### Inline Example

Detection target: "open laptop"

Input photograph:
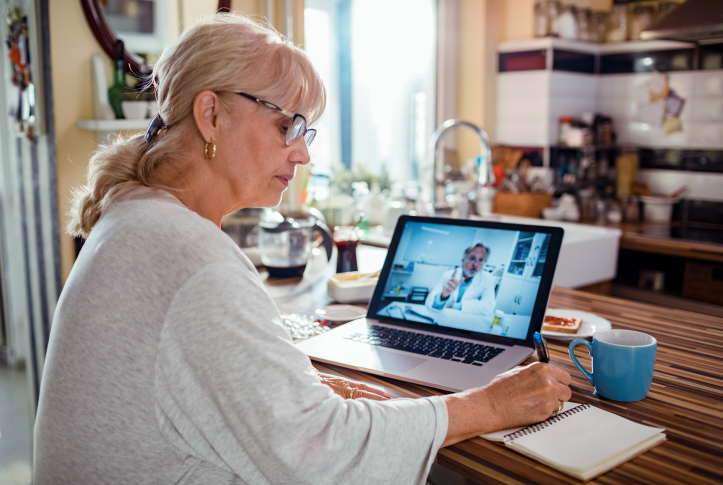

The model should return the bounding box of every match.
[296,215,564,392]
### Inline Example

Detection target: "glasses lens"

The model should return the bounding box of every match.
[286,115,306,145]
[304,129,316,146]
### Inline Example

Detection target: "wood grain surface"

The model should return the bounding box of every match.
[580,220,723,263]
[311,287,723,484]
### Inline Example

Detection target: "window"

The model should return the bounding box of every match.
[304,0,436,194]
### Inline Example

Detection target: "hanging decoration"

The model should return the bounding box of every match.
[6,5,36,140]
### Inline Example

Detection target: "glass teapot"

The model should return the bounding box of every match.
[258,212,333,278]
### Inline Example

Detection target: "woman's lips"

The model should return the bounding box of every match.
[275,175,293,187]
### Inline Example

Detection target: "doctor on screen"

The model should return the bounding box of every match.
[425,243,496,315]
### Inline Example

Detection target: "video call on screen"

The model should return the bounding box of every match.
[374,221,552,340]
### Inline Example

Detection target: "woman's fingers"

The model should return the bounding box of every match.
[354,389,389,401]
[318,374,390,400]
[355,382,391,399]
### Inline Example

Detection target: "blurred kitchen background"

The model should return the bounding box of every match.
[1,0,722,483]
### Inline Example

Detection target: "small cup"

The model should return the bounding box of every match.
[333,226,359,273]
[121,100,149,120]
[569,329,656,402]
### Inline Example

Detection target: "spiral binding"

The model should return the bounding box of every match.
[503,404,591,443]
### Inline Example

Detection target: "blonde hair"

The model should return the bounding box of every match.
[67,13,326,238]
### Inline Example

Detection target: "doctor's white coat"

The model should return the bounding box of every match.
[424,268,497,316]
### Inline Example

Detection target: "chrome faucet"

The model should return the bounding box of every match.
[429,119,494,211]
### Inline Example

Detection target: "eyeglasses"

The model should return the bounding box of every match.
[464,256,486,264]
[236,92,316,146]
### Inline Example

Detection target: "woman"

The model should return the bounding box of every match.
[34,13,570,484]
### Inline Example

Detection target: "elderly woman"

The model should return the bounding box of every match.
[34,14,570,484]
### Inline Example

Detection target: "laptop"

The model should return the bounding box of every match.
[296,215,564,392]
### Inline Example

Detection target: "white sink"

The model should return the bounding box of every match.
[473,214,621,289]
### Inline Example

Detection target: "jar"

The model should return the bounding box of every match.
[576,8,592,42]
[590,11,608,43]
[631,5,655,41]
[558,5,579,40]
[534,0,561,37]
[607,5,629,42]
[559,116,574,145]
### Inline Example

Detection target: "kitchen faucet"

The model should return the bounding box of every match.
[429,119,494,213]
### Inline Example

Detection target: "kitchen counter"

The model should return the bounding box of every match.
[581,220,723,264]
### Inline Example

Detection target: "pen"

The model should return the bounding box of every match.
[533,331,549,363]
[534,331,564,415]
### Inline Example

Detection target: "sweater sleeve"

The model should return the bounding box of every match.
[154,262,448,485]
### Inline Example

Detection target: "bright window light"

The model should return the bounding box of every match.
[305,0,436,189]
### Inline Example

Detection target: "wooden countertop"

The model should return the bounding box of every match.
[580,220,723,263]
[309,287,723,484]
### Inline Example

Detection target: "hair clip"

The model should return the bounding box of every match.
[145,115,164,143]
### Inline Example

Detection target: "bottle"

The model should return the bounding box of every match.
[108,40,126,119]
[492,310,505,328]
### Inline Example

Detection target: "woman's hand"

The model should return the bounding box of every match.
[318,373,391,401]
[441,362,571,447]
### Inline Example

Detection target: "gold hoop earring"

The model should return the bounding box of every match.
[204,141,216,160]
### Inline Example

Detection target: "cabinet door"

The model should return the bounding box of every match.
[495,275,540,317]
[525,233,551,280]
[507,232,535,277]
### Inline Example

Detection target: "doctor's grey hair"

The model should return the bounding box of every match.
[66,12,326,238]
[463,243,490,261]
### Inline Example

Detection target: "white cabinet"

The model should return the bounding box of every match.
[494,232,550,316]
[506,232,550,281]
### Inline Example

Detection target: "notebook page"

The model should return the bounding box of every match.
[506,406,665,470]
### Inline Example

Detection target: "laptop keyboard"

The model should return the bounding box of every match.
[343,325,505,366]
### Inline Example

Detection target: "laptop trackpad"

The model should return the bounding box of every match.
[361,348,426,373]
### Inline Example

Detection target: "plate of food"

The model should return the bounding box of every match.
[541,308,612,341]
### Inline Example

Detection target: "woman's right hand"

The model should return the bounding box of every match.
[441,362,571,447]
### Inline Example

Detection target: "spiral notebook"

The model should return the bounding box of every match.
[481,403,666,482]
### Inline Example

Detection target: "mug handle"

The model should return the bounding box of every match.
[569,339,594,385]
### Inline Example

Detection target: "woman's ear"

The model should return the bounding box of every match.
[192,90,220,143]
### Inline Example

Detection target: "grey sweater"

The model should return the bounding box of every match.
[34,191,447,484]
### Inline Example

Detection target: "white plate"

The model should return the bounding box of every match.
[541,308,612,341]
[315,304,368,322]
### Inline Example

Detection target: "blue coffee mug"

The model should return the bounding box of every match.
[569,329,656,402]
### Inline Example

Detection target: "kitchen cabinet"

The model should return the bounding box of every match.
[506,232,550,280]
[494,232,550,315]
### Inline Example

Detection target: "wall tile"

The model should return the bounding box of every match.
[693,70,723,96]
[667,72,696,98]
[497,71,550,99]
[549,72,597,97]
[598,98,634,120]
[548,96,597,122]
[597,73,650,99]
[496,96,548,121]
[687,122,723,149]
[690,97,723,122]
[496,119,549,146]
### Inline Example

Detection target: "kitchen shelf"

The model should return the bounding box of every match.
[498,37,695,55]
[77,119,151,131]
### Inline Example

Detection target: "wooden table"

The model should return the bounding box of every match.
[269,248,723,484]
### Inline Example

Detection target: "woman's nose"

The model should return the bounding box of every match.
[291,138,311,165]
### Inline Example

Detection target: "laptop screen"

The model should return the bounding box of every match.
[367,216,564,346]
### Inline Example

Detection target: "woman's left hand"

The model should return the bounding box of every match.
[318,373,391,401]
